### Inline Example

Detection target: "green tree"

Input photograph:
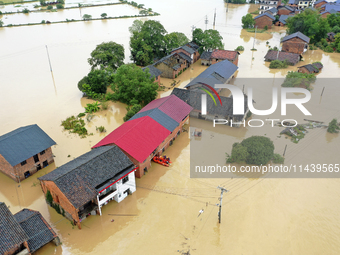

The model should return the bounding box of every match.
[111,64,158,106]
[281,71,316,90]
[88,41,125,71]
[124,104,142,121]
[56,3,63,9]
[22,8,29,13]
[192,28,224,54]
[0,20,3,27]
[128,19,143,34]
[83,14,92,20]
[327,119,340,133]
[241,13,255,29]
[46,190,53,204]
[164,32,190,54]
[327,13,340,28]
[130,20,167,66]
[286,8,330,43]
[79,69,110,94]
[241,136,274,165]
[40,0,46,6]
[139,9,148,15]
[229,143,249,163]
[101,13,107,18]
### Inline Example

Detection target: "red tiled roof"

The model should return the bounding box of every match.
[92,116,170,163]
[140,95,193,123]
[210,49,237,61]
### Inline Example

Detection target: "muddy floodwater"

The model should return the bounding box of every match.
[1,0,340,254]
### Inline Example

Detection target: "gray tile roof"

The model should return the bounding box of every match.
[279,5,294,11]
[200,51,213,60]
[186,42,199,50]
[282,31,310,43]
[278,14,291,24]
[264,50,300,65]
[267,7,278,13]
[142,65,162,79]
[185,59,238,89]
[178,52,192,63]
[298,64,319,73]
[254,12,276,20]
[0,124,56,166]
[171,88,247,118]
[154,53,187,70]
[129,108,179,132]
[14,209,57,253]
[314,0,327,4]
[39,146,134,209]
[0,202,28,254]
[172,45,196,55]
[321,8,339,14]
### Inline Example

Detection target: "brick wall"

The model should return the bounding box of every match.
[40,180,81,229]
[0,154,16,181]
[278,8,292,15]
[282,37,307,54]
[254,16,274,29]
[172,48,193,63]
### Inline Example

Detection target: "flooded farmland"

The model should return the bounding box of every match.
[1,0,340,254]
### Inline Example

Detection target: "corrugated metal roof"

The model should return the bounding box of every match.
[185,59,238,89]
[139,95,193,123]
[0,202,28,254]
[129,108,179,132]
[0,124,56,166]
[92,117,171,163]
[14,209,57,253]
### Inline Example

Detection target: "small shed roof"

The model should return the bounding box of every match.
[200,51,213,60]
[282,31,310,43]
[298,64,319,73]
[211,49,238,61]
[0,124,56,166]
[14,209,57,253]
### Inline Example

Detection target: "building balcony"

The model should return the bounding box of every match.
[98,188,118,206]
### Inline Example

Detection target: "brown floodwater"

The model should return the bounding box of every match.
[1,0,340,254]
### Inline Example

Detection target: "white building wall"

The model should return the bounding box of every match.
[114,172,136,203]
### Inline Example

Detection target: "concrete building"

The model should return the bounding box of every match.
[0,124,56,182]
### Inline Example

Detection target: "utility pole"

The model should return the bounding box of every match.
[191,25,196,40]
[217,186,228,223]
[252,26,257,49]
[205,15,208,30]
[213,8,216,29]
[283,144,287,157]
[226,0,229,12]
[45,45,57,94]
[321,87,325,96]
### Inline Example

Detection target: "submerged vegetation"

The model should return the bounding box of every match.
[281,72,316,90]
[327,119,340,133]
[61,115,90,138]
[269,59,289,69]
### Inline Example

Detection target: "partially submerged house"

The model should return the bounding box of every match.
[0,202,59,255]
[265,7,278,15]
[142,65,163,86]
[92,95,192,178]
[185,59,238,92]
[0,124,56,182]
[298,62,323,73]
[39,145,137,229]
[281,31,310,54]
[171,88,248,127]
[171,44,200,64]
[264,50,301,65]
[327,32,336,42]
[153,53,189,79]
[254,12,276,29]
[200,49,239,66]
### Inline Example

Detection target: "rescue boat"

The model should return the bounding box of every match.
[152,155,172,167]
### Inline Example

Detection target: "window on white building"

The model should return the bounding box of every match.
[122,176,129,184]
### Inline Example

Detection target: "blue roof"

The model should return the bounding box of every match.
[278,14,291,24]
[321,8,338,14]
[185,59,238,89]
[314,0,327,4]
[324,4,340,11]
[129,108,179,132]
[254,12,276,20]
[0,125,56,166]
[282,31,310,43]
